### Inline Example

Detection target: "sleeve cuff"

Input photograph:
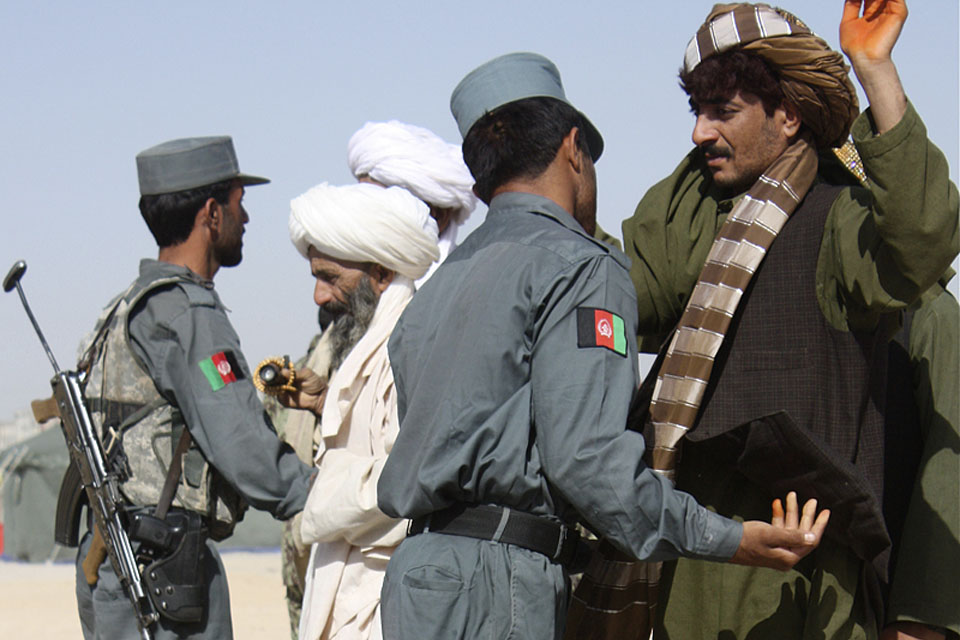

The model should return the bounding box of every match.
[852,99,921,162]
[694,509,743,561]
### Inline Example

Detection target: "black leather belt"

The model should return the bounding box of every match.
[409,504,580,567]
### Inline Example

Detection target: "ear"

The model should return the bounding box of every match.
[198,197,221,233]
[562,126,584,174]
[781,102,802,139]
[369,264,395,293]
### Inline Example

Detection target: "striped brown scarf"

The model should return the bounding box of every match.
[565,4,857,638]
[647,135,817,478]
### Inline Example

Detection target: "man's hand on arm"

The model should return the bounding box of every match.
[729,491,830,571]
[840,0,908,133]
[276,367,328,416]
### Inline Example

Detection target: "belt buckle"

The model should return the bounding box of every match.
[553,524,570,561]
[407,515,431,537]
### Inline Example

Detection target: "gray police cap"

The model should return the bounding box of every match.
[450,52,604,160]
[136,136,270,196]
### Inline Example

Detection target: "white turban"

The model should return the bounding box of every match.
[289,183,440,281]
[347,121,478,225]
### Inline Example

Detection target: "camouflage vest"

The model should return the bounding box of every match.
[81,274,245,538]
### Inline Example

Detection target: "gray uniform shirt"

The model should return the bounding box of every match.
[127,259,312,520]
[378,192,741,562]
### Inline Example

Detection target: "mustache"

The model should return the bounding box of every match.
[321,298,350,318]
[700,143,731,158]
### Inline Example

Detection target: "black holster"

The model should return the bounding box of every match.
[132,510,207,623]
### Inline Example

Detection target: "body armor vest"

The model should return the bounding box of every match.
[82,274,245,538]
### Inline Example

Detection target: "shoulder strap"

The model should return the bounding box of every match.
[154,427,192,521]
[79,273,191,374]
[77,293,128,374]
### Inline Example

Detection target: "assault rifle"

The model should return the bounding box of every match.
[4,260,158,640]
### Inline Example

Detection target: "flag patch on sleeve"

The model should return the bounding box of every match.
[198,351,243,391]
[577,307,627,357]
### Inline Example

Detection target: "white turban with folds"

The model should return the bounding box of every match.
[289,183,440,281]
[347,121,477,225]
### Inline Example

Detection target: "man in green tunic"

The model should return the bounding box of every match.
[612,1,958,638]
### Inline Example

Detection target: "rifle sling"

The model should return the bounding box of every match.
[77,294,127,374]
[154,427,192,521]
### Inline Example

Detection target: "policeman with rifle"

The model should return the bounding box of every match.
[5,137,314,639]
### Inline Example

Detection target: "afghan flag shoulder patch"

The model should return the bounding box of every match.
[198,351,243,391]
[577,307,628,357]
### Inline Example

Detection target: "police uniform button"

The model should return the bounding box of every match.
[166,586,174,594]
[162,602,168,610]
[154,588,161,595]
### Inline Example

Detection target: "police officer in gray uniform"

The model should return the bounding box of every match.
[377,53,828,640]
[74,137,314,639]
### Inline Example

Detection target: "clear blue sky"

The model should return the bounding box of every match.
[1,1,957,419]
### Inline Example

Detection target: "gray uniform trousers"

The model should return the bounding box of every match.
[75,531,232,639]
[382,531,567,640]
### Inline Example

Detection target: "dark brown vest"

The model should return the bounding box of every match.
[682,182,894,579]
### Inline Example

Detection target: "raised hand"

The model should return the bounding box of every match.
[839,0,908,133]
[840,0,908,63]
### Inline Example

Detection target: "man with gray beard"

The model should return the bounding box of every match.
[270,249,381,639]
[275,120,478,637]
[278,182,439,640]
[322,275,379,371]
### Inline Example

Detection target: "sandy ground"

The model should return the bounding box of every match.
[0,549,290,639]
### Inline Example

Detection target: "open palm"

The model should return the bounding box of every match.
[840,0,907,62]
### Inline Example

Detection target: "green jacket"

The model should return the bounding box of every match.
[623,101,959,352]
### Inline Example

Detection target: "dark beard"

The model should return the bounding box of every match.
[326,277,379,370]
[213,212,244,267]
[216,243,242,267]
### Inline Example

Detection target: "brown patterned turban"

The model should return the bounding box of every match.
[684,3,859,148]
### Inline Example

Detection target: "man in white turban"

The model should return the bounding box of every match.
[275,121,469,636]
[347,120,477,285]
[279,182,439,640]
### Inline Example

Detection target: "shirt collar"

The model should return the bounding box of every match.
[489,191,580,230]
[487,191,630,269]
[138,258,215,289]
